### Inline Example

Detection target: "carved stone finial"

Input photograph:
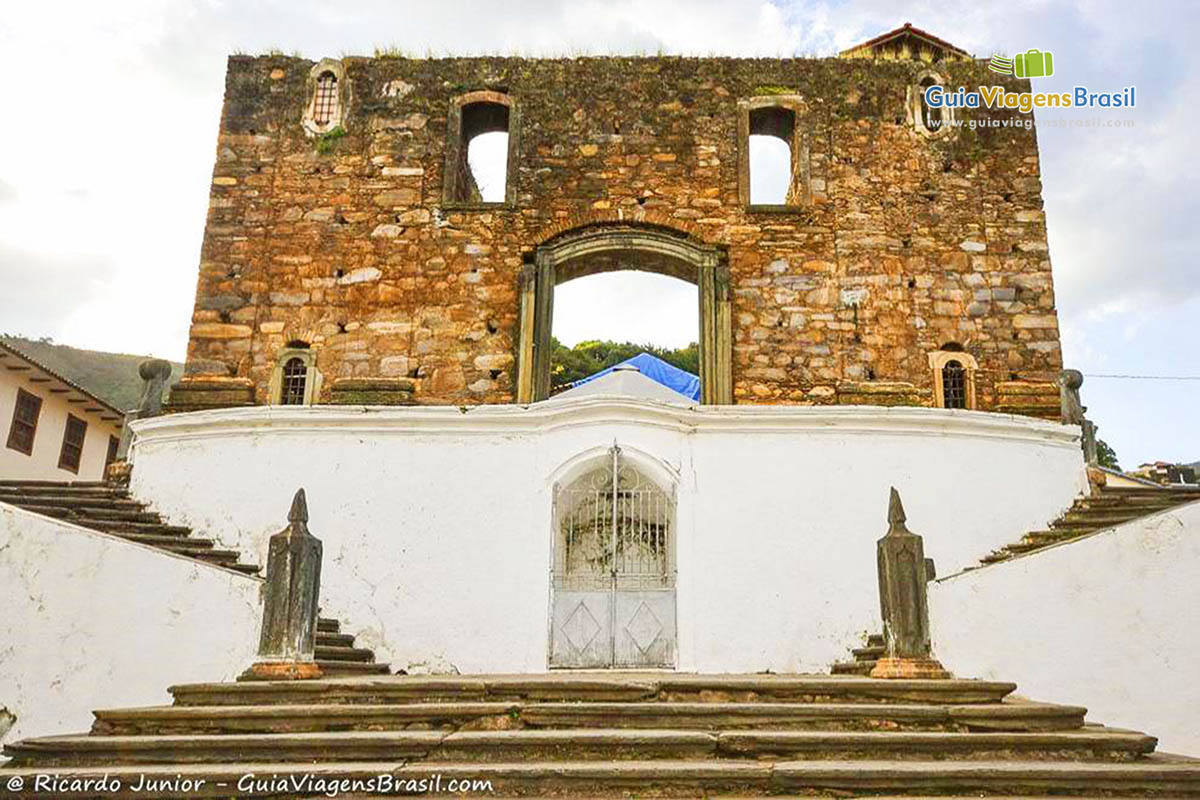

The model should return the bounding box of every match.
[871,487,950,680]
[1057,369,1086,425]
[887,486,907,532]
[241,488,323,681]
[288,488,309,524]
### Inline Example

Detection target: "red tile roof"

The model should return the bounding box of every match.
[840,23,972,59]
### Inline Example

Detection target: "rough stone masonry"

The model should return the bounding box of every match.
[172,47,1063,414]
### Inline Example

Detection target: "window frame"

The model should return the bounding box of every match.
[6,388,43,456]
[928,349,979,410]
[57,413,87,474]
[909,69,955,139]
[442,90,520,210]
[268,346,322,406]
[105,434,120,468]
[302,58,348,136]
[738,95,811,212]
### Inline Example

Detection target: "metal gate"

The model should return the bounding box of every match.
[549,445,676,668]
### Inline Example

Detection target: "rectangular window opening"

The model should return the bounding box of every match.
[58,414,87,473]
[747,106,800,207]
[451,101,510,204]
[6,388,42,456]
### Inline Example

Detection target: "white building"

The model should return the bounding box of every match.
[0,340,124,482]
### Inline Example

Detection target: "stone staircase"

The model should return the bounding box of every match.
[3,672,1198,797]
[832,633,884,677]
[0,480,260,575]
[978,484,1200,567]
[0,479,388,679]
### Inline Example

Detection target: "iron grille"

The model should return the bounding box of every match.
[313,73,338,126]
[280,357,308,405]
[942,360,967,409]
[554,448,673,593]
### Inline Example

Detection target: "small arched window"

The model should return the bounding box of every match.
[270,344,322,405]
[302,59,346,136]
[313,72,339,126]
[928,347,978,410]
[919,76,942,132]
[280,357,308,405]
[941,360,966,408]
[911,71,953,138]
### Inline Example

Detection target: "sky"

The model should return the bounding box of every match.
[0,0,1195,467]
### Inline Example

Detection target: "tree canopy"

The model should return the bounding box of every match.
[550,338,699,389]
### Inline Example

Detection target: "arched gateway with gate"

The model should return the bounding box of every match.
[549,445,677,668]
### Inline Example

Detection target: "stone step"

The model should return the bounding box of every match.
[4,727,1155,767]
[2,758,1197,798]
[853,645,885,660]
[832,661,875,676]
[89,700,1087,736]
[1054,511,1156,528]
[85,519,193,537]
[314,645,376,663]
[867,634,884,647]
[314,660,390,676]
[0,493,145,511]
[317,617,340,633]
[316,632,356,648]
[107,533,216,552]
[0,499,154,520]
[166,674,1018,708]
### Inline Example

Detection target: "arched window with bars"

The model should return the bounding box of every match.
[280,357,308,405]
[941,359,967,408]
[928,346,978,410]
[270,344,321,406]
[313,72,339,127]
[302,59,346,135]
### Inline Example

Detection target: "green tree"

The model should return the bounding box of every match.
[550,338,699,389]
[1096,439,1120,471]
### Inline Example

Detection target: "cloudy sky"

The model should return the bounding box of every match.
[0,0,1195,467]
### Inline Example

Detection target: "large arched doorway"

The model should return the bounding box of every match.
[549,445,676,668]
[516,225,732,404]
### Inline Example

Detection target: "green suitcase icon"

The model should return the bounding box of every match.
[1014,49,1054,78]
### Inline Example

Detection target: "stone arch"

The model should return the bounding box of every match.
[515,223,732,405]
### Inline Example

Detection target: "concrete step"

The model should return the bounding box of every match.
[166,674,1019,708]
[89,700,1087,736]
[2,758,1198,798]
[4,727,1155,766]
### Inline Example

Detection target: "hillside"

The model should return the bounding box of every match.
[0,335,182,412]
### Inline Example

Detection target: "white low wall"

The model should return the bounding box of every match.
[0,503,262,746]
[130,400,1086,675]
[930,499,1200,756]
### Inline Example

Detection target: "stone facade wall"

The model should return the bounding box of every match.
[176,54,1062,410]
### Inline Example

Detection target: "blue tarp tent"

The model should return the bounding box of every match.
[573,352,700,401]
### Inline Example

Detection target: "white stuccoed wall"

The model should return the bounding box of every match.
[0,503,262,746]
[929,499,1200,757]
[130,400,1086,675]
